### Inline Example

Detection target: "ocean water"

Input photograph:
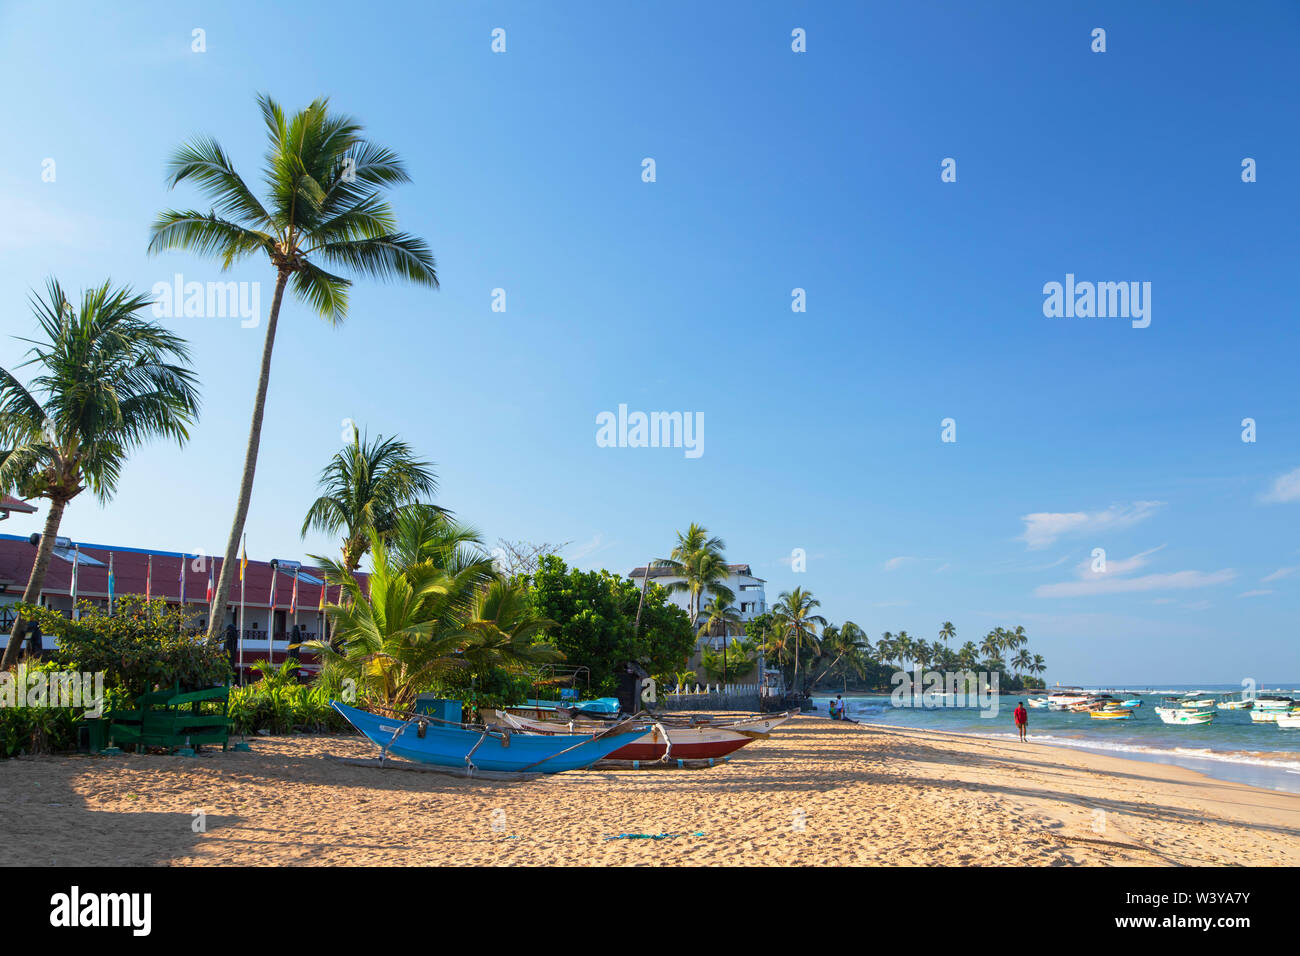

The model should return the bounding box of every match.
[813,685,1300,794]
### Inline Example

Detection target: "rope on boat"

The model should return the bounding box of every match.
[514,712,648,773]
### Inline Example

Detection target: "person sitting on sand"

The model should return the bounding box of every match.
[835,694,855,723]
[1014,700,1028,741]
[828,697,840,719]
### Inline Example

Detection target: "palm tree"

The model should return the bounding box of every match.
[301,429,438,574]
[150,94,439,643]
[810,621,868,691]
[655,523,734,627]
[894,631,916,671]
[1012,648,1033,677]
[303,519,548,712]
[0,280,200,668]
[696,594,743,683]
[771,586,826,693]
[939,621,956,646]
[1032,654,1047,684]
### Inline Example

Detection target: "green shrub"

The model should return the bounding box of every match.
[22,596,230,697]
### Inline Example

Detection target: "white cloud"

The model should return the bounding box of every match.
[1261,467,1300,504]
[883,556,916,571]
[1075,544,1166,578]
[1019,501,1163,550]
[1239,589,1274,598]
[1262,566,1299,583]
[568,534,614,562]
[1034,568,1237,598]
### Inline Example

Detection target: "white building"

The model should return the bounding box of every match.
[628,562,767,665]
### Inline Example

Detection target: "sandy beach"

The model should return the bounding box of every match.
[3,714,1298,866]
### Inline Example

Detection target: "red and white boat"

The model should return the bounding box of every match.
[483,710,794,763]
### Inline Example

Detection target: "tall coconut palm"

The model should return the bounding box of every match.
[149,94,439,642]
[301,429,438,574]
[771,586,826,692]
[696,593,743,683]
[655,523,734,627]
[1032,654,1047,682]
[0,280,200,668]
[939,621,956,645]
[1012,648,1033,676]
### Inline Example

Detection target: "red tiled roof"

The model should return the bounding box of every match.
[0,534,364,610]
[1,495,37,515]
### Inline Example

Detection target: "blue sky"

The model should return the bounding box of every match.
[1,0,1297,684]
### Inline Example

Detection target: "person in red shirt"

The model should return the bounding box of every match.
[1013,701,1029,741]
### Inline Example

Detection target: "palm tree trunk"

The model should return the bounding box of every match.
[633,560,650,631]
[205,271,290,643]
[2,499,66,669]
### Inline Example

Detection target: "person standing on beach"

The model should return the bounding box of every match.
[1014,701,1028,741]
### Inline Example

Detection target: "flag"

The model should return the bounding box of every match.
[240,539,247,583]
[318,575,327,611]
[70,544,79,619]
[206,564,214,604]
[107,553,115,614]
[290,567,299,615]
[269,565,278,612]
[146,554,152,602]
[178,555,186,606]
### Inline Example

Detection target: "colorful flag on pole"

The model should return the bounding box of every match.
[318,576,327,611]
[206,564,214,605]
[146,554,153,602]
[290,567,299,615]
[240,539,247,583]
[69,544,79,619]
[107,553,115,615]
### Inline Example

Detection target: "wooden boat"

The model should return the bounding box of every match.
[1250,708,1285,723]
[1027,697,1049,709]
[1155,706,1214,726]
[486,709,794,762]
[1047,688,1092,711]
[1216,698,1252,710]
[1090,707,1134,720]
[1275,712,1300,729]
[1254,695,1295,711]
[1121,698,1142,708]
[330,701,648,774]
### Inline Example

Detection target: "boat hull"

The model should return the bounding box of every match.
[1155,707,1214,726]
[331,702,645,773]
[488,711,791,762]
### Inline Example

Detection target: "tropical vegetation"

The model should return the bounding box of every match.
[0,280,200,668]
[148,94,439,644]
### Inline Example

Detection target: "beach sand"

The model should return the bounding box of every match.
[3,714,1298,866]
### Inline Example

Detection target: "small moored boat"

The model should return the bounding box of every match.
[331,701,648,774]
[1155,707,1215,726]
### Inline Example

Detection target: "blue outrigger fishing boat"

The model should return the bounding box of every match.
[331,701,647,775]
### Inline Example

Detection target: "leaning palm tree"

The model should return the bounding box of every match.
[301,429,438,574]
[696,593,743,683]
[771,586,826,693]
[0,280,200,668]
[150,94,439,643]
[809,620,867,691]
